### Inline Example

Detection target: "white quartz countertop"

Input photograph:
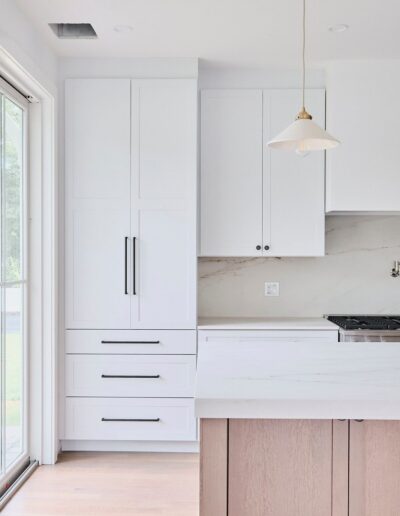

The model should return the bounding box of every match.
[197,317,338,331]
[194,340,400,420]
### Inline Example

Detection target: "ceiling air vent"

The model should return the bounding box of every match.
[49,23,97,39]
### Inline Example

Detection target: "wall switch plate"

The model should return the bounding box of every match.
[265,282,280,297]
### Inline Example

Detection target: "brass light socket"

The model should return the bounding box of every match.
[296,107,312,120]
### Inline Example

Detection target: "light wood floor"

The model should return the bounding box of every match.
[2,452,199,516]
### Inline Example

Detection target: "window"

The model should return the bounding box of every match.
[0,79,29,489]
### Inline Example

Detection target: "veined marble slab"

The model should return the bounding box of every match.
[197,317,338,331]
[195,340,400,420]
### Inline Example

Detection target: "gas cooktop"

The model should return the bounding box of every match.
[327,315,400,331]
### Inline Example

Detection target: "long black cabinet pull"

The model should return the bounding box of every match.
[101,374,160,379]
[124,237,128,295]
[132,236,137,295]
[101,417,160,423]
[101,340,160,344]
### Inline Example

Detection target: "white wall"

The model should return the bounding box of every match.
[199,64,325,89]
[199,216,400,317]
[0,0,57,90]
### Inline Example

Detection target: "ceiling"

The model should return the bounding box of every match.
[15,0,400,68]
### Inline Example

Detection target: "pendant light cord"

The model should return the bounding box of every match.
[302,0,306,109]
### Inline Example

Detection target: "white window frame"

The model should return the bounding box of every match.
[0,77,29,486]
[0,47,58,466]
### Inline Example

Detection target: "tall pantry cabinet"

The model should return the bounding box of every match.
[63,78,198,448]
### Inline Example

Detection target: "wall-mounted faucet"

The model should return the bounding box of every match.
[391,261,400,277]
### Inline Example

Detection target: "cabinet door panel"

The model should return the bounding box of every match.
[134,80,195,200]
[229,419,332,516]
[326,61,400,212]
[133,209,196,328]
[263,89,325,256]
[65,79,131,328]
[349,420,400,516]
[200,90,263,256]
[131,80,197,329]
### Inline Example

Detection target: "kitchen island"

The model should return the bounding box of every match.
[195,340,400,516]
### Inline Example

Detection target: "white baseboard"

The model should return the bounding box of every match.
[60,440,199,453]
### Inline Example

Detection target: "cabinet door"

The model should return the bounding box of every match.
[326,61,400,212]
[229,419,333,516]
[349,420,400,516]
[65,79,131,328]
[130,80,197,329]
[200,90,263,256]
[263,89,325,256]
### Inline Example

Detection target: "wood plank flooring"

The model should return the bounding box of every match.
[2,452,199,516]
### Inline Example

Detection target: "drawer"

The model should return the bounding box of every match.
[65,330,197,354]
[198,329,338,346]
[64,398,197,441]
[66,354,196,397]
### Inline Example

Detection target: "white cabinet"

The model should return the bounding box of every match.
[326,61,400,212]
[200,89,325,257]
[65,354,196,398]
[65,329,197,355]
[130,80,197,329]
[64,78,198,448]
[263,90,325,256]
[200,90,263,256]
[64,398,196,441]
[198,329,339,348]
[65,79,197,329]
[65,79,132,329]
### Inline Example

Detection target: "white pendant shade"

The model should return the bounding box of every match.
[268,118,340,151]
[268,0,340,153]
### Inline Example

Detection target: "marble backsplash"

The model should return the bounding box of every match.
[198,216,400,317]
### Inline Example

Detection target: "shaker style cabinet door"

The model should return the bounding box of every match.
[349,420,400,516]
[200,90,263,256]
[263,89,325,256]
[228,419,333,516]
[65,79,131,329]
[130,80,197,329]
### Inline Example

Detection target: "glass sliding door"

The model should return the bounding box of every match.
[0,80,29,490]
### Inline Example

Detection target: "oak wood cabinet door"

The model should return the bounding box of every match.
[65,79,131,329]
[349,420,400,516]
[228,419,333,516]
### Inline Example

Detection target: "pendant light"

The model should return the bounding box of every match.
[268,0,340,152]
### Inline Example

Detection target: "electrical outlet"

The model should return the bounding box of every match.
[265,282,280,297]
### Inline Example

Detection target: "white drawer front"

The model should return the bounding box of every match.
[64,398,196,441]
[65,330,196,354]
[66,355,196,397]
[198,329,338,346]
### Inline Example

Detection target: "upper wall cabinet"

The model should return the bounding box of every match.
[326,61,400,212]
[200,90,263,256]
[200,89,325,257]
[65,78,197,329]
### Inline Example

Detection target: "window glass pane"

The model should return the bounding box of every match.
[4,98,23,283]
[5,285,23,468]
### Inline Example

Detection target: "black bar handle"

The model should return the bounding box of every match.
[132,237,137,295]
[101,340,160,344]
[101,374,160,379]
[124,237,128,295]
[101,418,160,423]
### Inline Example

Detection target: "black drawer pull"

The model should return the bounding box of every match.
[101,340,160,344]
[101,374,160,379]
[101,418,160,423]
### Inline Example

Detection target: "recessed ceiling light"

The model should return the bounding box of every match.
[329,24,349,33]
[113,24,134,33]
